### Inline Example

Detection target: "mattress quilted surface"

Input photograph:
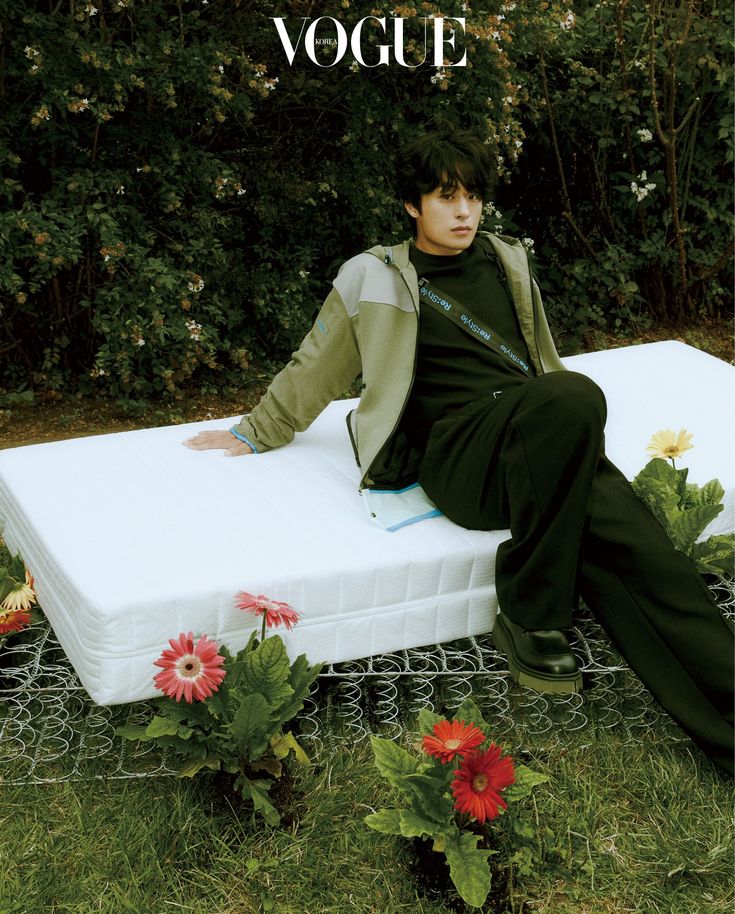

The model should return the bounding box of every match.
[1,341,732,705]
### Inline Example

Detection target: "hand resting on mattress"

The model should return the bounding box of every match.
[183,430,253,456]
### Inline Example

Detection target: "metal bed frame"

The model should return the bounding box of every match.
[1,577,732,784]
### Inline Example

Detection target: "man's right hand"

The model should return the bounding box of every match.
[183,430,253,456]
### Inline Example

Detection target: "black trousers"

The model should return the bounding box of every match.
[418,371,734,775]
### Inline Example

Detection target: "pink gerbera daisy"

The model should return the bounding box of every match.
[422,719,486,763]
[234,591,301,631]
[451,744,516,824]
[153,631,226,703]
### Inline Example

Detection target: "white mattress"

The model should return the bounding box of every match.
[1,341,733,705]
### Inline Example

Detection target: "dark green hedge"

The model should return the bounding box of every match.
[0,0,731,401]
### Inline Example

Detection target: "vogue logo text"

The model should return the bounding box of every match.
[272,17,467,68]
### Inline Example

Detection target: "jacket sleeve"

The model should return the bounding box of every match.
[231,286,361,453]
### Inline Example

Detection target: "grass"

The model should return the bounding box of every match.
[1,724,732,914]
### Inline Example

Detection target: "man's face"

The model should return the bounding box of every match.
[405,183,483,256]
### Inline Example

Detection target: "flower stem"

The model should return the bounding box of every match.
[261,613,267,642]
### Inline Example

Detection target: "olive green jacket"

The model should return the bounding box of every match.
[232,232,565,490]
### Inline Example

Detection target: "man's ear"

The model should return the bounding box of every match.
[404,200,419,218]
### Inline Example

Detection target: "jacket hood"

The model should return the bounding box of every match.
[365,239,413,272]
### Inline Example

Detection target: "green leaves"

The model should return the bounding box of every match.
[668,505,724,554]
[117,633,321,826]
[364,808,404,836]
[367,709,548,909]
[632,457,731,574]
[443,832,494,908]
[177,756,221,778]
[417,708,444,735]
[115,715,192,742]
[402,773,455,824]
[396,809,448,840]
[227,692,272,760]
[453,698,490,735]
[505,765,551,802]
[237,776,281,827]
[271,731,310,766]
[689,535,735,577]
[370,736,420,791]
[274,652,322,728]
[241,635,293,705]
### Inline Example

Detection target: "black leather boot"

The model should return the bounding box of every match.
[492,613,583,694]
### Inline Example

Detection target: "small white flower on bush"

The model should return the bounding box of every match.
[25,46,40,58]
[185,319,203,341]
[115,185,125,195]
[86,3,98,15]
[560,10,576,29]
[431,68,449,85]
[630,171,657,202]
[521,237,536,253]
[636,128,653,142]
[188,275,205,293]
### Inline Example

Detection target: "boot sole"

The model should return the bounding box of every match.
[492,615,583,695]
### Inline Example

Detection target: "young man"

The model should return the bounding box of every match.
[185,128,734,775]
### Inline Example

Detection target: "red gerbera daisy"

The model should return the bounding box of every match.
[234,591,301,631]
[153,631,226,703]
[422,719,486,763]
[451,744,516,824]
[0,607,32,635]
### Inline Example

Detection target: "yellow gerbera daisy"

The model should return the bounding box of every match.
[1,568,36,613]
[645,428,694,461]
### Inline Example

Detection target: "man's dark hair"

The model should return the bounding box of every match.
[396,127,496,213]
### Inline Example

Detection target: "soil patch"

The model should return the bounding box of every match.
[407,835,513,913]
[0,386,266,450]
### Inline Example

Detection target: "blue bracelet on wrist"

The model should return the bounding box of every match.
[229,427,258,453]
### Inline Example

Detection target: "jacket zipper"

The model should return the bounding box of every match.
[345,408,360,467]
[526,250,544,374]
